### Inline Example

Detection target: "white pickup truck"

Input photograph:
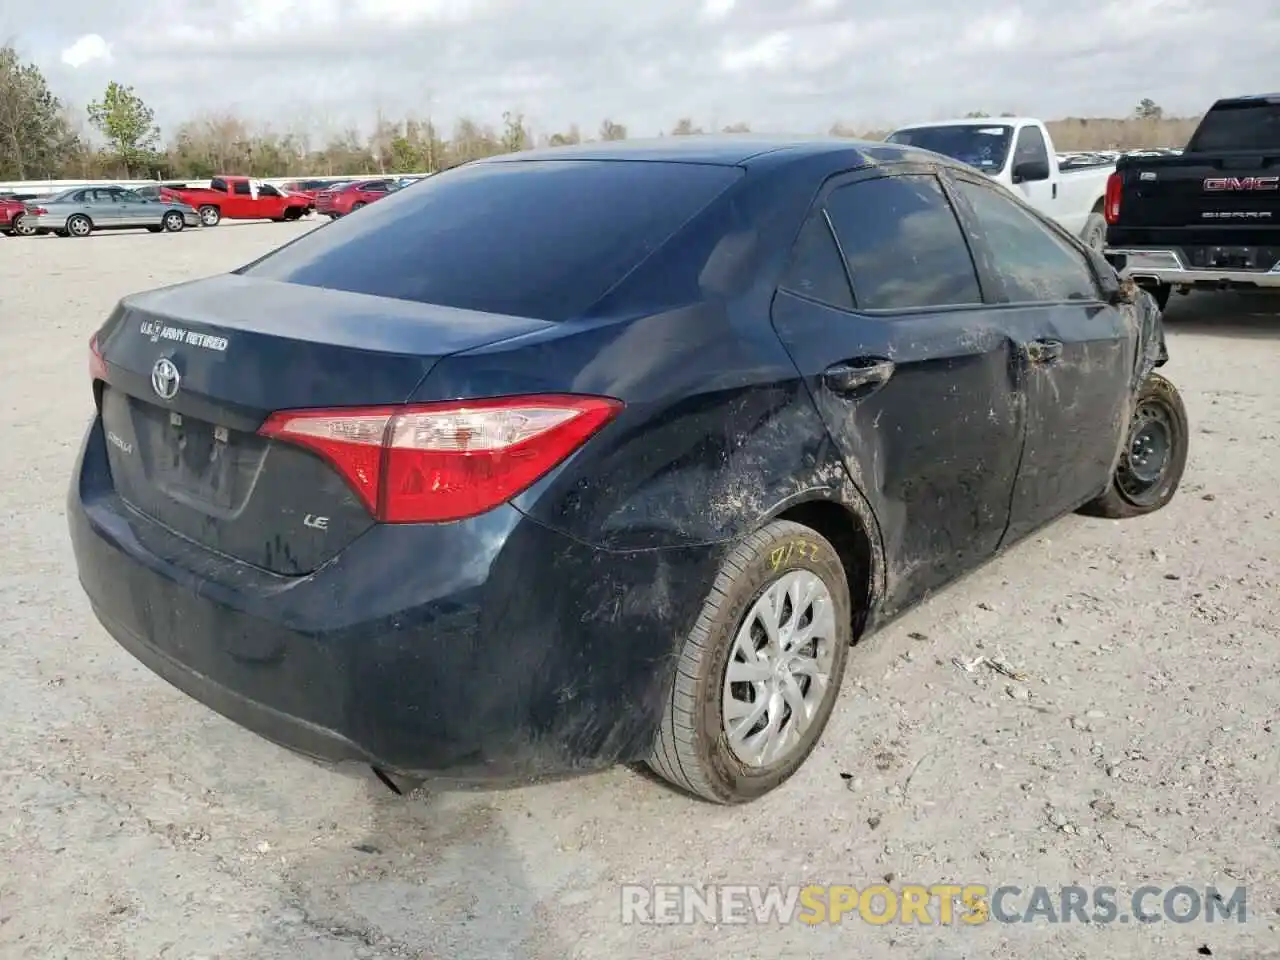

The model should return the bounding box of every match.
[884,117,1115,251]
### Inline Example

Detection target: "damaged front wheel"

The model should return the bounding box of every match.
[1080,372,1188,519]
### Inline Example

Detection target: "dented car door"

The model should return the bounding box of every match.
[770,167,1026,613]
[946,172,1134,543]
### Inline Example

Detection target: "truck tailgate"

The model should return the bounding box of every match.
[1115,153,1280,229]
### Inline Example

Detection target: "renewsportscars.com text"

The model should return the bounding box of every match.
[620,883,1248,926]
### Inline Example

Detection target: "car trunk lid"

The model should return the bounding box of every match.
[94,274,554,575]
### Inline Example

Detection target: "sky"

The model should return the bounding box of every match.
[10,0,1280,141]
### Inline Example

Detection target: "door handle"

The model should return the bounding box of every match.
[1024,339,1064,364]
[822,358,896,395]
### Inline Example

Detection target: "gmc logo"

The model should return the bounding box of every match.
[1203,176,1280,192]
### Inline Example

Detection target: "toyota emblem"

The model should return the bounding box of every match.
[151,357,180,400]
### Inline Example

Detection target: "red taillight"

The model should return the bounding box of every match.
[1104,172,1122,225]
[259,394,623,523]
[26,206,47,216]
[89,334,107,382]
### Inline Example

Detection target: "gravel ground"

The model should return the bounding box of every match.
[1,222,1278,960]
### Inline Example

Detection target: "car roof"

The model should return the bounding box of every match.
[475,134,938,169]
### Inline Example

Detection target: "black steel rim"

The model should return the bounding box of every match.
[1117,400,1173,505]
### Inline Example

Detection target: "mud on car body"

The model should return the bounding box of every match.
[67,137,1187,804]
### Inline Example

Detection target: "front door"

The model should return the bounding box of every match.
[256,182,288,218]
[83,188,124,225]
[770,168,1027,613]
[108,187,152,226]
[946,172,1136,543]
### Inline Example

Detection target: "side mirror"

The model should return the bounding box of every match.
[1087,248,1132,305]
[1011,159,1051,183]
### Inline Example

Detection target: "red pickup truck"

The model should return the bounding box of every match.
[170,176,311,227]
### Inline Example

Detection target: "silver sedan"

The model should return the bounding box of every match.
[24,185,200,237]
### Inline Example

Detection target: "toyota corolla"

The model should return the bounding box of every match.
[67,137,1186,804]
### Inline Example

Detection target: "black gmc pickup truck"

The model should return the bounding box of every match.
[1104,93,1280,310]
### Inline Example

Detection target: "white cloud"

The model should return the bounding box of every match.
[59,34,111,69]
[22,0,1280,141]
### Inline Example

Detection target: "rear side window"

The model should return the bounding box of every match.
[823,174,983,310]
[1188,100,1280,152]
[779,213,854,309]
[240,159,743,321]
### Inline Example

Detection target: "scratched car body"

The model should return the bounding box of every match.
[67,137,1187,805]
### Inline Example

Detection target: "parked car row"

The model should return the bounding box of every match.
[0,174,426,238]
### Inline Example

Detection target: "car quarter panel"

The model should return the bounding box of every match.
[409,155,889,554]
[69,411,732,777]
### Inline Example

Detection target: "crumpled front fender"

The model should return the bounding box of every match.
[1121,277,1168,393]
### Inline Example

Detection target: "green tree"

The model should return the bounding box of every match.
[87,81,160,176]
[598,118,627,141]
[1134,98,1163,120]
[0,45,81,179]
[500,110,530,153]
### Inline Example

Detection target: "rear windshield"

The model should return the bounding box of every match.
[238,159,743,321]
[1187,100,1280,152]
[885,124,1013,172]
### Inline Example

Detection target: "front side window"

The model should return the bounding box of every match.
[823,174,983,310]
[952,177,1100,303]
[1013,126,1049,167]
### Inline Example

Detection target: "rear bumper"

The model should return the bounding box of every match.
[1106,247,1280,289]
[68,416,722,785]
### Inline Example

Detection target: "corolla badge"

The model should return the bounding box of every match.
[151,357,180,400]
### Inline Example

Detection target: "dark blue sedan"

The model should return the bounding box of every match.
[67,137,1186,804]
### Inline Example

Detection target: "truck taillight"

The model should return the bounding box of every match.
[89,334,107,382]
[1104,172,1122,225]
[258,394,624,523]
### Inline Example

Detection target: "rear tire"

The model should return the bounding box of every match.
[11,214,35,237]
[66,214,92,238]
[647,519,852,804]
[350,201,366,212]
[1081,211,1108,252]
[198,205,221,227]
[1079,372,1188,519]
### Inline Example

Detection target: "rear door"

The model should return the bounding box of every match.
[769,166,1026,611]
[947,170,1134,542]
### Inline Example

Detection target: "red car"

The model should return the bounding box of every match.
[278,179,341,208]
[0,195,34,236]
[314,178,398,218]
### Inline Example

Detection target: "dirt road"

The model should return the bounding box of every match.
[1,224,1277,959]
